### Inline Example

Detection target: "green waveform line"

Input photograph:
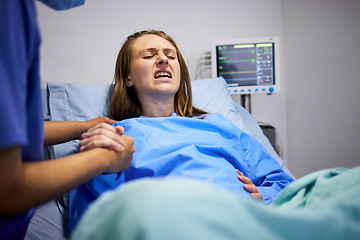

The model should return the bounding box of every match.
[219,59,256,64]
[219,49,254,54]
[219,70,257,75]
[258,47,270,53]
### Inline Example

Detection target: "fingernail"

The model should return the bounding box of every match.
[117,145,124,152]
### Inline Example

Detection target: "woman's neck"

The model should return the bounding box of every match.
[140,97,175,117]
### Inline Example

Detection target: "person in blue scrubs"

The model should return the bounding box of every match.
[0,1,135,239]
[73,30,294,230]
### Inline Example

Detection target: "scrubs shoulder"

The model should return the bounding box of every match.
[0,0,43,239]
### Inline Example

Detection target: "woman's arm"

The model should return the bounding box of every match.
[44,117,118,146]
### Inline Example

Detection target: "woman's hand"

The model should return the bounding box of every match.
[236,169,263,202]
[80,122,126,152]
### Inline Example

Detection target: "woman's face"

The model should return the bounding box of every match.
[126,34,181,102]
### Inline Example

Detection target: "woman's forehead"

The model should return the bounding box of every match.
[132,34,176,52]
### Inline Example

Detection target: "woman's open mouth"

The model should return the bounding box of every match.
[154,71,172,79]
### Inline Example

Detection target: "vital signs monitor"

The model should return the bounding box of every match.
[211,37,280,95]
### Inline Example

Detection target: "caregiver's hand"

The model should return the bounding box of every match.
[80,122,126,152]
[84,116,117,130]
[104,135,135,173]
[236,169,263,202]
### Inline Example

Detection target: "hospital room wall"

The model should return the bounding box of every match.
[282,0,360,178]
[35,0,360,178]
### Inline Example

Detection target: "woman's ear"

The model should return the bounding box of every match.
[126,77,134,87]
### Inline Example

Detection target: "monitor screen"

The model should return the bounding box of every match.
[211,37,280,95]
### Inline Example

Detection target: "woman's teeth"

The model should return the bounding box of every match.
[155,72,171,78]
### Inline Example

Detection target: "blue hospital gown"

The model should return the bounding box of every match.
[69,113,293,230]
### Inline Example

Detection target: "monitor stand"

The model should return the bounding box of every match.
[241,94,252,114]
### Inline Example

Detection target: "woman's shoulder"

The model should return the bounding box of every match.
[200,113,230,121]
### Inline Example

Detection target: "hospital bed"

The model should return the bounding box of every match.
[26,77,360,239]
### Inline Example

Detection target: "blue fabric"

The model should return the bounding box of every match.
[192,79,292,178]
[69,113,293,230]
[0,0,43,239]
[38,0,85,10]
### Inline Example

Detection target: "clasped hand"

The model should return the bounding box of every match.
[80,117,135,173]
[80,119,127,152]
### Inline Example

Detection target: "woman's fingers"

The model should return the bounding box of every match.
[236,169,263,202]
[250,192,263,201]
[236,169,243,176]
[80,134,125,152]
[83,124,124,143]
[80,123,126,152]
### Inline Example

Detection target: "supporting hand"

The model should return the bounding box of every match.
[83,117,117,131]
[104,135,135,173]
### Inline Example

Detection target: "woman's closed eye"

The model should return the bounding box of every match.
[166,54,176,60]
[143,54,175,60]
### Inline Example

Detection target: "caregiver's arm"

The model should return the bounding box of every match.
[0,135,135,217]
[44,117,123,146]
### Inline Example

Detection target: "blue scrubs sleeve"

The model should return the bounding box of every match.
[0,0,43,239]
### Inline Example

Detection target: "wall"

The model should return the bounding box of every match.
[37,0,360,178]
[35,0,284,86]
[283,0,360,177]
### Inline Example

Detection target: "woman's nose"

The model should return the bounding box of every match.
[157,52,168,66]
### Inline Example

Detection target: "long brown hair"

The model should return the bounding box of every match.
[110,30,206,120]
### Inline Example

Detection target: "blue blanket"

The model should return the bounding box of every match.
[69,113,293,230]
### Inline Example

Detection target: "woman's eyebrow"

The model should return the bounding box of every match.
[140,48,157,54]
[163,48,176,54]
[139,48,176,55]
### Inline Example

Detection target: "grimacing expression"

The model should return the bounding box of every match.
[126,34,181,102]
